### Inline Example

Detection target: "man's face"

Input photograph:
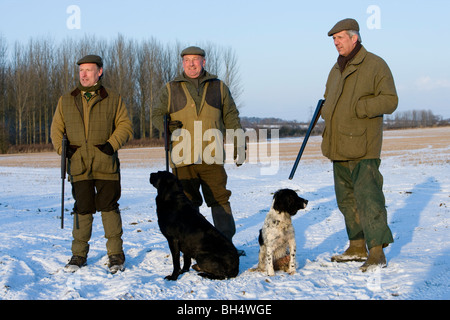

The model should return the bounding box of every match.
[182,54,205,79]
[332,30,358,57]
[79,63,102,87]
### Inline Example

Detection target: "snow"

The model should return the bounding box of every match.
[0,133,449,301]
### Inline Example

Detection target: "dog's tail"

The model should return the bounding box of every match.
[198,272,229,280]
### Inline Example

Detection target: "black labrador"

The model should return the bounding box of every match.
[150,171,239,280]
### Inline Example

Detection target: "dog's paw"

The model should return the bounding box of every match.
[165,273,179,281]
[181,268,190,274]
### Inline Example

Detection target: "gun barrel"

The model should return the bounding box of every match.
[163,114,170,172]
[288,99,325,180]
[60,134,68,229]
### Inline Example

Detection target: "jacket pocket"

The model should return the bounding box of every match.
[337,124,367,159]
[67,149,86,176]
[321,127,331,158]
[92,147,118,174]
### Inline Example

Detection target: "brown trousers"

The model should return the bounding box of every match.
[174,164,235,240]
[70,180,124,257]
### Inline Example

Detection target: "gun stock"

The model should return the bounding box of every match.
[61,133,68,229]
[288,99,325,180]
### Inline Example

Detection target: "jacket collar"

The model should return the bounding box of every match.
[173,70,218,84]
[334,45,368,71]
[71,86,108,99]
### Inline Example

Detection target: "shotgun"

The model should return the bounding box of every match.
[288,99,325,180]
[60,133,68,228]
[163,114,170,172]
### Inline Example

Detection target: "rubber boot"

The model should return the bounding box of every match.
[331,239,368,262]
[359,245,386,272]
[211,203,236,241]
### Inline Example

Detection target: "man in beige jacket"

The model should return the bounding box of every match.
[321,19,398,272]
[51,55,133,273]
[153,46,244,243]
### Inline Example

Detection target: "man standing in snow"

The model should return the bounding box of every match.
[152,46,244,243]
[51,55,133,273]
[320,19,398,271]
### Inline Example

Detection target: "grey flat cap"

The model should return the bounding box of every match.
[180,46,206,57]
[77,54,103,67]
[328,18,359,36]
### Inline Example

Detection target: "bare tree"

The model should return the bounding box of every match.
[137,38,165,138]
[0,35,8,151]
[105,34,138,128]
[1,34,245,151]
[222,46,244,108]
[10,42,33,144]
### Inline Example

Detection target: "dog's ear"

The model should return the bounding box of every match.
[149,172,160,189]
[272,189,287,213]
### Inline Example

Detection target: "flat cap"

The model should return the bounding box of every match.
[180,46,205,57]
[77,54,103,67]
[328,18,359,36]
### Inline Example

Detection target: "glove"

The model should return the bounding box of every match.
[234,140,246,167]
[95,142,114,155]
[168,120,183,133]
[67,145,79,159]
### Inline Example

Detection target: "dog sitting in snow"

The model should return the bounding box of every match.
[251,189,308,276]
[149,171,239,281]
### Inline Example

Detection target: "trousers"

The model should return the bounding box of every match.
[333,159,393,249]
[174,164,235,240]
[70,179,124,257]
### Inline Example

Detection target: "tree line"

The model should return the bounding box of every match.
[240,108,449,140]
[384,109,448,129]
[0,34,243,153]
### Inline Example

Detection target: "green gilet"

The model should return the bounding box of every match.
[167,80,226,167]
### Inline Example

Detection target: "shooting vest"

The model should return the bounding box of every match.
[167,79,225,167]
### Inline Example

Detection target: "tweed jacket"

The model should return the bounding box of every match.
[51,86,133,182]
[321,46,398,160]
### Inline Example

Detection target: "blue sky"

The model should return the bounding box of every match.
[1,0,449,121]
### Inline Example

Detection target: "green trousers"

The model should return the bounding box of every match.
[333,159,393,249]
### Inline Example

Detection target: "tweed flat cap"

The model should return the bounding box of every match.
[180,46,206,57]
[77,54,103,67]
[328,18,359,36]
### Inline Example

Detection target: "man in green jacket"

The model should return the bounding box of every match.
[51,55,133,273]
[321,19,398,272]
[152,46,244,243]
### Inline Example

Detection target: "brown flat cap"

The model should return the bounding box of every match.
[328,18,359,36]
[77,54,103,67]
[180,46,205,57]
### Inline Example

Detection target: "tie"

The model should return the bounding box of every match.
[84,92,93,101]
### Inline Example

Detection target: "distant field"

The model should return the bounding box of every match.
[0,126,449,168]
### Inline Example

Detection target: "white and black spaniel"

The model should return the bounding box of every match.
[252,189,308,276]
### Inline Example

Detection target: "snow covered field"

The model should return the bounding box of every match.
[0,128,448,301]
